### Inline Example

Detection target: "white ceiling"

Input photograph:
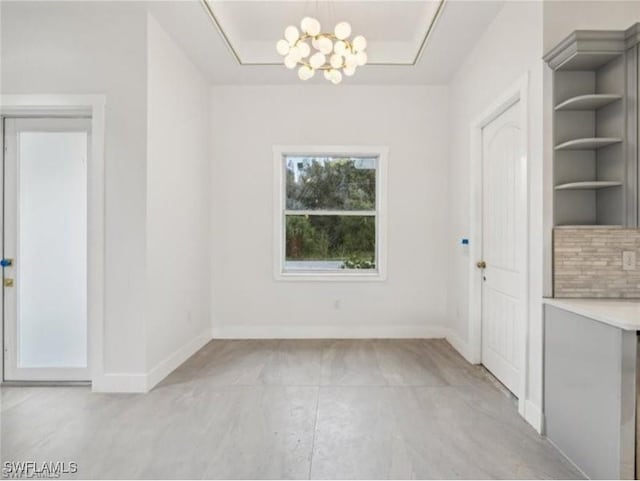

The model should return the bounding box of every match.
[147,0,505,85]
[203,1,444,65]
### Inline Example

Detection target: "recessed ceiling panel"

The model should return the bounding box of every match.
[202,0,445,65]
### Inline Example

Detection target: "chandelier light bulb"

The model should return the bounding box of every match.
[298,65,315,81]
[301,17,321,36]
[284,54,298,69]
[334,22,352,40]
[330,69,343,85]
[317,36,333,55]
[300,17,313,33]
[330,54,343,69]
[352,35,367,52]
[344,54,357,69]
[343,65,356,76]
[284,26,300,44]
[309,52,326,69]
[276,39,290,56]
[334,40,347,56]
[298,42,311,58]
[277,18,367,84]
[355,51,368,66]
[288,45,302,62]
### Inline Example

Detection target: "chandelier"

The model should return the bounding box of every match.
[276,17,368,84]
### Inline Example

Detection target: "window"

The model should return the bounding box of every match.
[274,146,388,280]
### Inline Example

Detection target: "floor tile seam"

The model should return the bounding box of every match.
[306,386,322,480]
[183,383,471,389]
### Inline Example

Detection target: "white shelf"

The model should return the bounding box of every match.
[555,94,622,111]
[555,52,624,71]
[555,181,622,190]
[554,224,623,229]
[554,137,622,150]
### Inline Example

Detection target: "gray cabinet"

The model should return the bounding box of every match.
[544,304,637,479]
[544,25,640,227]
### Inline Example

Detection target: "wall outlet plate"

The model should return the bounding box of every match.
[622,251,636,271]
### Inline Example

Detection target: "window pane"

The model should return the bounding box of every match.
[286,156,376,210]
[18,132,87,368]
[285,215,376,271]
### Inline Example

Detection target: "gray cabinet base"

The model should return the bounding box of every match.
[544,304,637,479]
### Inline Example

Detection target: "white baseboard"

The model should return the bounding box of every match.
[546,438,589,479]
[92,330,211,393]
[444,329,477,364]
[211,324,450,339]
[93,373,147,393]
[524,399,544,434]
[146,330,212,391]
[445,330,544,435]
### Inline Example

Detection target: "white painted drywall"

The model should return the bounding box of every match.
[1,4,212,389]
[146,15,211,375]
[446,1,545,427]
[1,1,149,376]
[210,85,450,338]
[543,1,640,53]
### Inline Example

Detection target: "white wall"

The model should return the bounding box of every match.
[543,1,640,52]
[146,15,211,380]
[1,1,149,378]
[446,1,544,429]
[1,3,213,391]
[210,85,450,338]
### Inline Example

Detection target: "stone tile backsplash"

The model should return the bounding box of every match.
[554,227,640,298]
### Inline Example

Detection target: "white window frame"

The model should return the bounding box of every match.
[273,145,388,282]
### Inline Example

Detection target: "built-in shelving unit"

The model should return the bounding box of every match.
[555,181,623,190]
[554,138,622,150]
[554,94,622,111]
[544,25,640,228]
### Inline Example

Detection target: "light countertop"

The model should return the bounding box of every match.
[543,298,640,331]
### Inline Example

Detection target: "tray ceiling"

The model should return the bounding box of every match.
[146,0,505,84]
[201,0,445,65]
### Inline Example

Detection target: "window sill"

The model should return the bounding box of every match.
[275,270,386,282]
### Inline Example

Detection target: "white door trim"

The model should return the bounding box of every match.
[0,95,105,389]
[468,75,529,418]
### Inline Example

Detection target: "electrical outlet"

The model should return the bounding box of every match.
[623,251,636,271]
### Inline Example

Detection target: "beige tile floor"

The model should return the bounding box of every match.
[1,339,582,479]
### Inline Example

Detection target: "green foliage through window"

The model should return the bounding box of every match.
[284,155,377,271]
[286,156,376,210]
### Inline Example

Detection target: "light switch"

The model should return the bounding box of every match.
[622,251,636,271]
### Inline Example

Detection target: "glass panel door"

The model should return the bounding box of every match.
[3,117,90,381]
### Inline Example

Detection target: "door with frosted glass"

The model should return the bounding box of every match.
[3,118,90,381]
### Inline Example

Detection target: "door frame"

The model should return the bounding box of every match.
[468,75,529,418]
[0,95,105,388]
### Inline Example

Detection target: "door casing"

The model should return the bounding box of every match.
[467,75,530,420]
[0,95,105,389]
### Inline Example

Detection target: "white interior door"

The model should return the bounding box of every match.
[3,117,90,381]
[480,100,526,395]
